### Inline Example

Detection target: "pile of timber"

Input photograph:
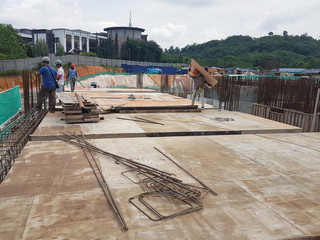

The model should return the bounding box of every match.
[57,92,100,124]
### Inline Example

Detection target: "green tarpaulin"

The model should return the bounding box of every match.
[0,86,22,126]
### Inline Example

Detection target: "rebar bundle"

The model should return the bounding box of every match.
[59,131,217,227]
[0,109,47,183]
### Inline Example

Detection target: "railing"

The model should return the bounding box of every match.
[252,104,320,132]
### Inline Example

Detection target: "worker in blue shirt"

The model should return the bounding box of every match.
[35,56,58,113]
[67,63,78,92]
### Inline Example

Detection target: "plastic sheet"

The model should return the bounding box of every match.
[0,86,22,126]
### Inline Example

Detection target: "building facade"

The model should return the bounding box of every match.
[17,25,148,56]
[17,28,107,54]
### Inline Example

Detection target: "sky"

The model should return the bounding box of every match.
[1,0,320,50]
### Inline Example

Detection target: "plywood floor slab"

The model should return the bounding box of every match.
[32,110,301,141]
[1,133,320,239]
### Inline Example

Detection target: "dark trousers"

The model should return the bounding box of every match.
[69,78,76,92]
[35,86,56,111]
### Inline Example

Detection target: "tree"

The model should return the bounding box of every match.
[144,40,162,62]
[34,39,49,57]
[268,32,274,36]
[114,33,119,58]
[121,39,162,62]
[55,42,65,56]
[25,43,35,58]
[0,23,27,59]
[97,39,107,58]
[283,30,288,37]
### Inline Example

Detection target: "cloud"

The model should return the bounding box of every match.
[148,23,188,49]
[198,28,226,43]
[156,0,217,7]
[1,0,320,49]
[0,0,114,33]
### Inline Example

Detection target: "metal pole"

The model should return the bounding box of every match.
[311,88,320,132]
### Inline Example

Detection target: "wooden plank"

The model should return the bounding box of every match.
[66,119,83,124]
[64,110,83,114]
[57,92,78,104]
[191,58,219,88]
[75,93,84,109]
[65,114,84,120]
[119,109,201,113]
[83,118,99,123]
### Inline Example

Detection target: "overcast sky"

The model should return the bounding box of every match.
[1,0,319,50]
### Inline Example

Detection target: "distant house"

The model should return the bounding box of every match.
[269,68,320,78]
[304,69,320,77]
[270,68,305,76]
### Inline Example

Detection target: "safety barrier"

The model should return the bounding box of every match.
[252,104,320,132]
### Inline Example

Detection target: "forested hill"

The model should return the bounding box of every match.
[165,34,320,69]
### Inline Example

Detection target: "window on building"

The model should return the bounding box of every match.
[82,37,87,51]
[89,38,96,53]
[74,36,80,49]
[66,34,72,52]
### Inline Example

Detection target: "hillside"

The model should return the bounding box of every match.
[166,34,320,69]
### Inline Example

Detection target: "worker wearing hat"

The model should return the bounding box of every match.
[35,56,58,113]
[188,59,219,109]
[188,66,210,109]
[66,63,78,92]
[55,60,64,92]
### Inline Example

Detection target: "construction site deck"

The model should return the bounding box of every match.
[0,90,319,240]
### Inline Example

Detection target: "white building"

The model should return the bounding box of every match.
[17,28,107,54]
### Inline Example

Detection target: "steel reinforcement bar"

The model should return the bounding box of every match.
[0,109,47,183]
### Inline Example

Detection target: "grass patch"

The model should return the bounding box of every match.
[0,69,22,76]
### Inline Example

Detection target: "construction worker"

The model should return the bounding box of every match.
[55,60,64,92]
[67,63,78,92]
[189,66,211,109]
[35,56,57,113]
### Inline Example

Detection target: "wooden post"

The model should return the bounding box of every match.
[22,70,30,113]
[136,73,143,89]
[311,88,320,132]
[160,74,169,93]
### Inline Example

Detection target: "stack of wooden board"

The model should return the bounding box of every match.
[57,92,100,124]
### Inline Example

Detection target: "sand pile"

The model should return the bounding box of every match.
[76,74,156,88]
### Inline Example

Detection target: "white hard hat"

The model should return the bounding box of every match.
[42,56,50,63]
[55,60,62,65]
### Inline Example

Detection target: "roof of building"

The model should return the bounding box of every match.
[103,26,145,32]
[51,28,91,34]
[304,69,320,74]
[271,68,306,73]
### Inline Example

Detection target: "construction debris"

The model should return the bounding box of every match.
[116,116,164,125]
[59,131,215,225]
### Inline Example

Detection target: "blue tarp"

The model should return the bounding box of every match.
[122,64,177,75]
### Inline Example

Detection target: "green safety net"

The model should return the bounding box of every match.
[227,74,302,80]
[0,86,22,126]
